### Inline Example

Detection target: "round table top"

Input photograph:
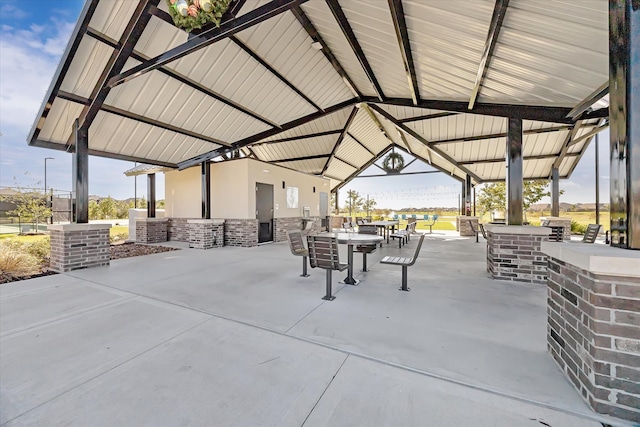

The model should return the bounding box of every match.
[325,232,384,245]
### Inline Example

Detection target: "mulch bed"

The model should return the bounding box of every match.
[0,243,179,284]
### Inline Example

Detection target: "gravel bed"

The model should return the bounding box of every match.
[1,243,180,284]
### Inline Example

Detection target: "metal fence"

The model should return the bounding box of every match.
[0,186,72,233]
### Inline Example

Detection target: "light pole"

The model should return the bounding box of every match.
[44,157,54,224]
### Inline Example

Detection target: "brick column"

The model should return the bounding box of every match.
[539,216,572,241]
[274,217,302,242]
[48,224,111,272]
[136,218,168,243]
[485,225,552,285]
[187,219,225,249]
[457,216,479,237]
[542,242,640,423]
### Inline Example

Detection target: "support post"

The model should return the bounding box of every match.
[473,186,476,216]
[334,190,339,213]
[506,118,523,225]
[147,173,156,218]
[595,133,600,225]
[465,175,472,216]
[201,161,211,219]
[551,167,560,217]
[72,119,89,224]
[610,0,640,249]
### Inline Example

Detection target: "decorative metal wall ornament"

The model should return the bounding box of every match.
[167,0,232,32]
[382,152,405,174]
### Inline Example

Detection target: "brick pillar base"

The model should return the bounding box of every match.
[136,218,168,243]
[224,219,258,247]
[485,224,552,285]
[48,224,111,272]
[188,219,225,249]
[457,216,479,236]
[541,243,640,423]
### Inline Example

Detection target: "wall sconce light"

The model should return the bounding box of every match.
[313,186,316,193]
[282,181,286,189]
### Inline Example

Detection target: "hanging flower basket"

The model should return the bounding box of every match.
[382,152,405,174]
[166,0,232,33]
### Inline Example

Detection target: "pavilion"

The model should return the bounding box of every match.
[25,0,639,422]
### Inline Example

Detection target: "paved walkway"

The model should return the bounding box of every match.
[0,232,630,426]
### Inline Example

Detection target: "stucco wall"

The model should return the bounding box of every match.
[164,166,200,218]
[164,158,329,220]
[247,158,329,219]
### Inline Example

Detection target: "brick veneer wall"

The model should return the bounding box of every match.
[187,220,224,249]
[168,218,190,242]
[136,218,168,243]
[457,216,479,237]
[48,224,111,272]
[547,257,640,422]
[275,217,302,242]
[486,226,550,285]
[224,219,258,247]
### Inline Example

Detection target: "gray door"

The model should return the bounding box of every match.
[319,192,329,230]
[256,183,274,243]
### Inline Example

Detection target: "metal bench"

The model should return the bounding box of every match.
[380,234,425,292]
[287,230,310,277]
[582,224,601,243]
[424,215,438,233]
[465,220,487,243]
[354,225,378,271]
[307,235,348,301]
[390,223,414,248]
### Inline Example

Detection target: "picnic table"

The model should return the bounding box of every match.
[325,232,383,285]
[368,220,399,244]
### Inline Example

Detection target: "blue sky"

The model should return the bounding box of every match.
[0,0,608,208]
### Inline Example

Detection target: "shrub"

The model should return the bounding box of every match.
[109,232,129,244]
[0,238,50,264]
[571,221,588,235]
[0,249,41,275]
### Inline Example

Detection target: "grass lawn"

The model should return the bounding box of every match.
[0,225,129,242]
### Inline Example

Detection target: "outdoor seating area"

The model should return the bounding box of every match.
[0,231,614,426]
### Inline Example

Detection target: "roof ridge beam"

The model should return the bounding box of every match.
[57,90,230,146]
[325,0,385,102]
[322,107,359,173]
[177,98,359,169]
[368,103,483,182]
[76,0,161,134]
[85,27,280,129]
[388,0,419,105]
[229,36,323,112]
[107,0,309,89]
[367,97,574,123]
[468,0,509,109]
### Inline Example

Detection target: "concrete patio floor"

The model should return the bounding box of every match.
[1,232,631,426]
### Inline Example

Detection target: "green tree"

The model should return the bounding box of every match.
[98,196,116,219]
[477,180,562,220]
[2,188,52,232]
[344,190,363,217]
[88,200,100,220]
[362,197,377,216]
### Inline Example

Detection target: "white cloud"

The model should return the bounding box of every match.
[0,4,28,20]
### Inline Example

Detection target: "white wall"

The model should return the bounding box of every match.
[164,158,330,219]
[164,166,200,218]
[247,159,329,219]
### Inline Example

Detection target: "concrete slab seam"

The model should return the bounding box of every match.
[300,355,350,427]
